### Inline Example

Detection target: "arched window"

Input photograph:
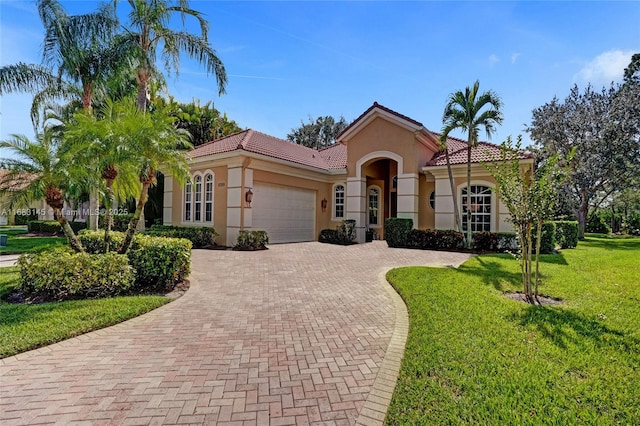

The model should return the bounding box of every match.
[461,185,492,232]
[194,175,202,222]
[368,186,381,227]
[334,184,345,219]
[204,173,213,222]
[429,191,435,210]
[184,181,192,221]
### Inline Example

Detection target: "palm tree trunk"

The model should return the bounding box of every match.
[118,182,150,254]
[136,68,150,112]
[53,208,84,253]
[104,179,115,253]
[444,149,463,234]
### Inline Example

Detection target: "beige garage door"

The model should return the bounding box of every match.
[252,183,316,243]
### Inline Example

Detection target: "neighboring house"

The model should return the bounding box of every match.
[164,102,533,245]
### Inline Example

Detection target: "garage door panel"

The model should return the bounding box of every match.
[252,183,316,243]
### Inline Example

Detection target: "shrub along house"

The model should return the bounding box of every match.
[163,102,533,246]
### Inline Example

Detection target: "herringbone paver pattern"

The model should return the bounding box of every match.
[0,241,472,425]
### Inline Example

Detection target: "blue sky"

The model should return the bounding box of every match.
[1,1,639,150]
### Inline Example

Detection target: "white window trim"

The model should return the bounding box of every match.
[332,183,346,221]
[367,184,383,229]
[457,180,495,233]
[182,170,215,225]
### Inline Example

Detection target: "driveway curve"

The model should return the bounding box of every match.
[0,242,472,425]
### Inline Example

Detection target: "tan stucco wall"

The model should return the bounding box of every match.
[418,176,435,229]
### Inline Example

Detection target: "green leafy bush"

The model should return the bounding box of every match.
[99,213,133,232]
[472,232,517,252]
[532,221,556,254]
[628,213,640,236]
[319,220,357,245]
[234,230,269,250]
[406,229,465,251]
[14,209,38,225]
[128,234,192,291]
[553,220,579,249]
[27,220,86,234]
[586,213,610,234]
[145,225,218,248]
[17,248,134,302]
[385,218,413,248]
[79,231,191,291]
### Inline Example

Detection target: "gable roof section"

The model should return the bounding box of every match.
[426,141,533,166]
[190,129,347,170]
[337,102,428,142]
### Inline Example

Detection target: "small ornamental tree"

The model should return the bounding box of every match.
[485,136,570,303]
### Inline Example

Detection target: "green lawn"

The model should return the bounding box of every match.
[0,267,171,358]
[385,236,640,425]
[0,229,68,255]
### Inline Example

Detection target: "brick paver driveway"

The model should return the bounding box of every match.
[0,242,472,425]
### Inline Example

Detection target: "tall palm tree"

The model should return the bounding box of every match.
[440,80,503,248]
[114,0,227,112]
[0,129,84,252]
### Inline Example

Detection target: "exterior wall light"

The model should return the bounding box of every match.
[245,189,253,207]
[321,198,328,212]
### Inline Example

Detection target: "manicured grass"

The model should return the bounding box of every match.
[0,229,68,255]
[385,236,640,424]
[0,267,171,358]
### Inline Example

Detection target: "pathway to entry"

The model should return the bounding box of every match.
[0,242,472,425]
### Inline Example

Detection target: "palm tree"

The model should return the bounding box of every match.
[0,129,84,252]
[440,80,503,248]
[114,0,228,112]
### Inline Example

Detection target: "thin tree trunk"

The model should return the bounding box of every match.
[444,148,463,235]
[118,182,150,254]
[534,219,543,300]
[525,223,533,303]
[53,208,84,253]
[578,188,588,240]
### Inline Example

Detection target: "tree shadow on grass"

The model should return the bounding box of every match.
[456,256,523,292]
[581,237,640,251]
[509,305,640,355]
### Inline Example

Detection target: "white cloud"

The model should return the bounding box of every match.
[511,53,521,64]
[576,49,634,84]
[488,54,499,67]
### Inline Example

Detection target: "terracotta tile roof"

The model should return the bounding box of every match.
[0,169,35,191]
[426,141,533,166]
[337,101,424,140]
[190,130,348,170]
[318,143,347,169]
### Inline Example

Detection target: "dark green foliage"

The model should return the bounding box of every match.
[17,249,134,302]
[628,213,640,236]
[384,218,413,248]
[586,213,611,234]
[145,225,218,248]
[318,220,357,245]
[14,209,38,225]
[27,220,86,234]
[78,231,191,291]
[233,230,269,251]
[553,221,579,249]
[99,214,134,232]
[406,229,465,251]
[533,221,556,254]
[128,234,192,292]
[472,232,518,252]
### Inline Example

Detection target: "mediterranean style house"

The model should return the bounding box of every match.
[163,102,533,246]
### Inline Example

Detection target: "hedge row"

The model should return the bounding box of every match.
[79,231,192,292]
[318,220,357,245]
[98,213,134,232]
[17,249,134,302]
[407,228,465,250]
[471,232,518,252]
[28,220,87,234]
[145,225,218,248]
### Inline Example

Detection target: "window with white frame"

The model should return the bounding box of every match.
[461,185,492,232]
[334,184,345,219]
[184,173,214,223]
[194,175,202,221]
[184,181,192,221]
[368,186,381,226]
[205,173,213,222]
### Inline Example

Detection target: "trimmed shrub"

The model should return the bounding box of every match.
[385,218,413,248]
[27,220,86,234]
[406,229,465,251]
[234,230,269,251]
[472,232,518,252]
[319,220,357,245]
[17,248,134,302]
[532,221,556,254]
[128,234,192,292]
[79,231,191,291]
[99,213,133,232]
[145,225,218,248]
[14,209,38,225]
[553,221,579,249]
